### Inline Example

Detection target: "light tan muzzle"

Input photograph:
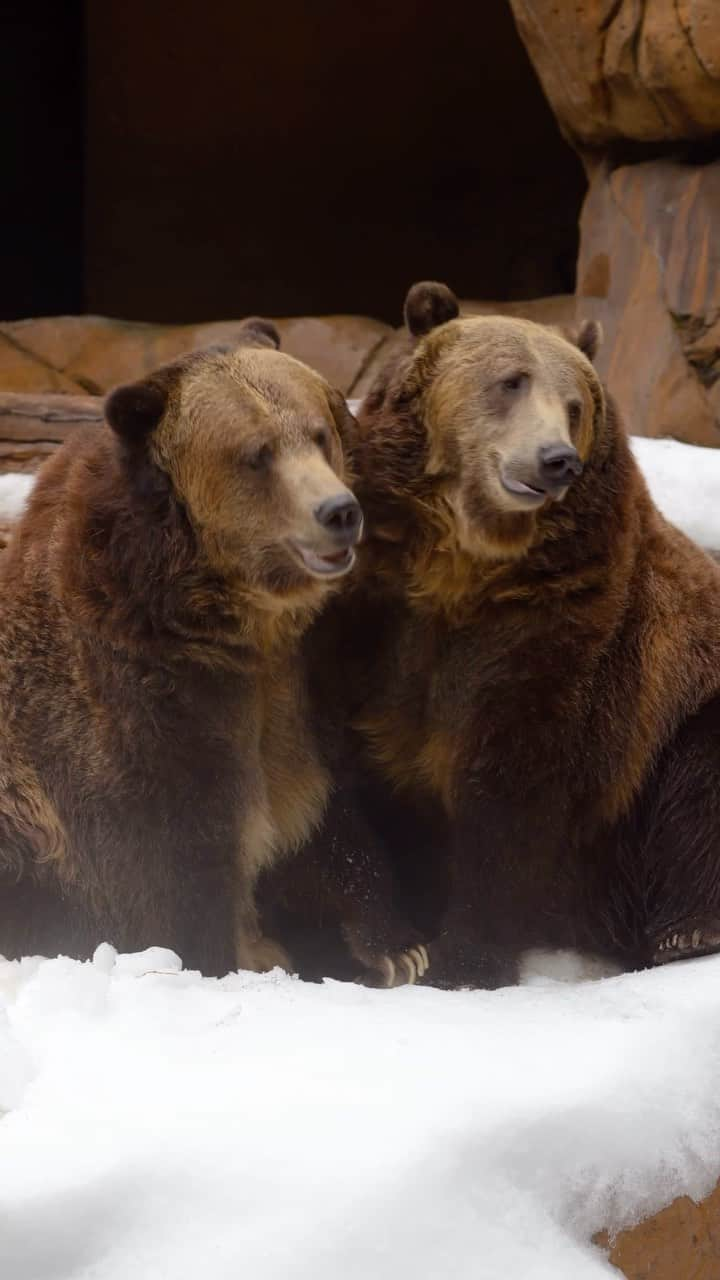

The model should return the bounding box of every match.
[278,451,363,578]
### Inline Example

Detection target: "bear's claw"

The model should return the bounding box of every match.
[653,922,720,964]
[236,934,293,975]
[358,944,430,989]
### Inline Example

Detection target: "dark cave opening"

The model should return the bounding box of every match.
[5,1,588,324]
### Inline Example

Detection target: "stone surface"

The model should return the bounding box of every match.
[577,157,720,445]
[0,314,391,399]
[596,1179,720,1278]
[509,0,720,149]
[0,393,104,473]
[0,330,88,395]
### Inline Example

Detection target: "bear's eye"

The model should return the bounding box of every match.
[246,443,273,471]
[567,399,582,431]
[500,373,526,393]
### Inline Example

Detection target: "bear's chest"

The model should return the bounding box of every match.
[240,656,330,874]
[355,619,475,810]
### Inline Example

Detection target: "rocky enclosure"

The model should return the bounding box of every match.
[509,0,719,448]
[509,0,720,148]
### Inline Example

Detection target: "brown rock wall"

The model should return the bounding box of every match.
[578,158,720,444]
[509,0,720,148]
[0,315,391,400]
[0,393,104,473]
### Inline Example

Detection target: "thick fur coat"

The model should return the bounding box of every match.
[0,322,361,975]
[278,283,720,988]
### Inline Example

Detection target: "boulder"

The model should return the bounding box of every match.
[0,329,88,395]
[595,1178,720,1278]
[0,314,391,399]
[0,393,104,473]
[577,158,720,445]
[509,0,720,149]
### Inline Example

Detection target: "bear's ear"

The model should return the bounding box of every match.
[197,341,238,357]
[326,386,359,458]
[235,317,281,350]
[105,376,168,444]
[404,282,460,338]
[575,319,603,363]
[201,319,279,359]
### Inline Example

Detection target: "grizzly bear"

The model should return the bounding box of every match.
[288,281,720,990]
[0,320,363,976]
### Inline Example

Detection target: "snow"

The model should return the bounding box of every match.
[3,431,720,551]
[1,946,719,1279]
[631,436,720,551]
[0,473,34,524]
[1,423,719,1275]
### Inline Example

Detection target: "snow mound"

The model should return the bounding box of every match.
[0,473,34,524]
[1,947,719,1279]
[631,436,720,551]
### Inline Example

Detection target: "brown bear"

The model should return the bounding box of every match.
[0,320,363,976]
[290,281,720,990]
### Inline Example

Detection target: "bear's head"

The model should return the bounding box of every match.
[104,319,362,607]
[359,283,605,567]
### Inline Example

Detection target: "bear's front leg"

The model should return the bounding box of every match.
[420,783,564,990]
[423,921,520,990]
[148,848,238,979]
[234,871,294,975]
[313,787,432,988]
[343,911,431,989]
[633,692,720,972]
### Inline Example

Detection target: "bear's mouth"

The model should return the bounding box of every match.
[500,474,547,504]
[288,540,357,578]
[499,470,566,507]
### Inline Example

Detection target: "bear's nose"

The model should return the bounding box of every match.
[537,444,583,490]
[314,493,363,542]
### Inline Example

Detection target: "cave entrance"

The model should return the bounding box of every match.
[5,1,586,323]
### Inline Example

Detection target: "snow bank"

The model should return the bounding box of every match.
[631,436,720,551]
[1,947,719,1279]
[0,473,34,524]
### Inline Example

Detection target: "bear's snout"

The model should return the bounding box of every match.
[537,444,583,492]
[500,442,583,505]
[314,493,363,545]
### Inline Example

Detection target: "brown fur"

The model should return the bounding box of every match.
[0,323,361,974]
[296,283,720,989]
